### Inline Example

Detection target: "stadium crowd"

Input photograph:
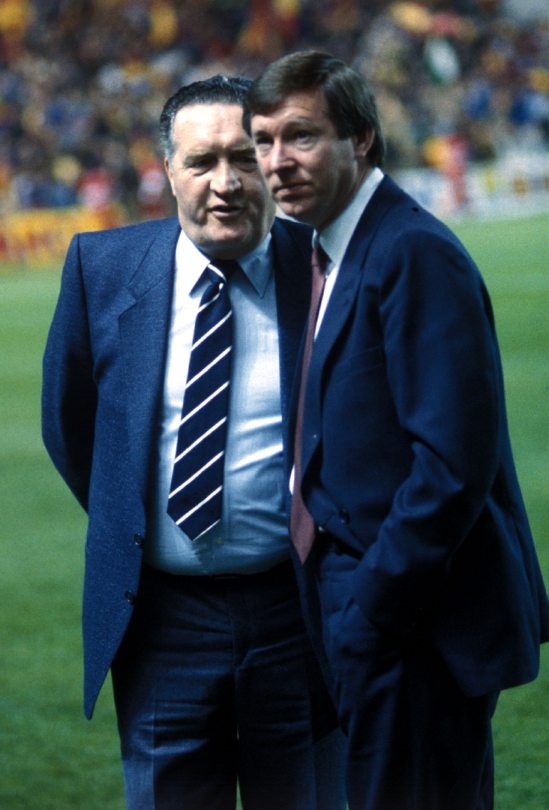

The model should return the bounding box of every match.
[1,0,548,218]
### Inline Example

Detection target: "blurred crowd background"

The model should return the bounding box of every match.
[0,0,548,220]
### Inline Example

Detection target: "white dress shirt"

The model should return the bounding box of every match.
[145,228,290,575]
[315,167,384,335]
[290,168,384,496]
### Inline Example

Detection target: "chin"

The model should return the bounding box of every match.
[206,228,244,249]
[210,234,256,259]
[279,203,315,226]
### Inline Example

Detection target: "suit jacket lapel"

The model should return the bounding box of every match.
[301,176,400,477]
[271,218,311,473]
[119,218,181,499]
[118,216,311,508]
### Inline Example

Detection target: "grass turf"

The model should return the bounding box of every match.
[1,212,547,808]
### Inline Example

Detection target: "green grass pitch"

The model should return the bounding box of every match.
[1,213,547,809]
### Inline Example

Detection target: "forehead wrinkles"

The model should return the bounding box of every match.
[253,94,334,135]
[172,103,250,152]
[176,125,251,152]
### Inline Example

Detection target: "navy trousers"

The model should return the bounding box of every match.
[112,560,345,810]
[314,540,498,810]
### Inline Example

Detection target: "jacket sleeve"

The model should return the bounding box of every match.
[42,235,97,511]
[350,226,502,635]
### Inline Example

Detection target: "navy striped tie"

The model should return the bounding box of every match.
[167,259,238,540]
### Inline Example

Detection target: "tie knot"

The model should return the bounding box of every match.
[311,243,329,276]
[208,258,240,286]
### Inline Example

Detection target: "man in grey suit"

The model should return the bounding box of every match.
[42,75,344,810]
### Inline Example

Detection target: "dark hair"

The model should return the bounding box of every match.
[245,51,385,167]
[159,74,252,161]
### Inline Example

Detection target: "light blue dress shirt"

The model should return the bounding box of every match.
[315,167,384,334]
[145,228,290,575]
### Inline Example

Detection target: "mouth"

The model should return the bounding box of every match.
[209,203,245,220]
[273,182,310,200]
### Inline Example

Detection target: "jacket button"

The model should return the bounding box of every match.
[339,508,350,524]
[133,533,144,547]
[125,591,135,605]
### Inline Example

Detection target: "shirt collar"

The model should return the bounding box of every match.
[175,228,273,299]
[317,167,384,268]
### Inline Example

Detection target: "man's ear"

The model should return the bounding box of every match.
[164,158,176,196]
[353,129,375,160]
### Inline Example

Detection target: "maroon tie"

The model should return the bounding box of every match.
[290,244,328,563]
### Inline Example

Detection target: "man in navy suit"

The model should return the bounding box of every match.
[246,51,549,809]
[42,75,345,810]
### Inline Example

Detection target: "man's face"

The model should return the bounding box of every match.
[165,103,274,259]
[251,89,371,231]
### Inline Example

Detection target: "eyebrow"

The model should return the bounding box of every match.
[252,115,319,132]
[230,145,257,157]
[183,144,256,165]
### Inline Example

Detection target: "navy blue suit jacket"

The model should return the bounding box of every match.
[42,215,313,718]
[300,176,549,696]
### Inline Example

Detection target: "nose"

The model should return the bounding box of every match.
[211,162,241,195]
[265,141,294,175]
